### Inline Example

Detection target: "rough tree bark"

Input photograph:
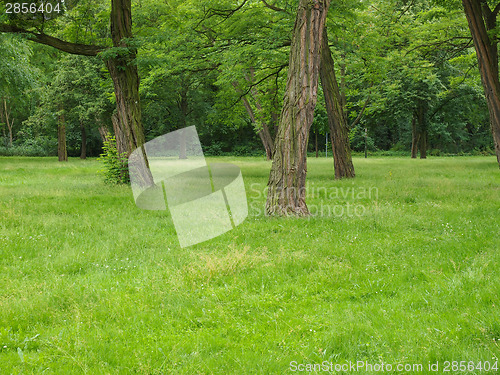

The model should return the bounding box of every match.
[266,0,330,216]
[462,0,500,167]
[320,28,355,179]
[111,113,128,156]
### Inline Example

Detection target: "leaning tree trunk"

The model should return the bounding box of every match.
[58,108,68,162]
[233,81,274,160]
[320,28,355,179]
[266,0,330,216]
[462,0,500,167]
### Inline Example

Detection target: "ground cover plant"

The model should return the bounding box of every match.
[0,155,499,374]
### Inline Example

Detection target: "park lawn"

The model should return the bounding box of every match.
[0,155,499,374]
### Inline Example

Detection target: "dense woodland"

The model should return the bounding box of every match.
[1,0,499,214]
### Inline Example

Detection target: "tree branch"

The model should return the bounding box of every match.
[494,2,500,16]
[0,24,105,56]
[349,95,371,128]
[261,0,290,14]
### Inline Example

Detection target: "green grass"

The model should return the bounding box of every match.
[0,156,499,374]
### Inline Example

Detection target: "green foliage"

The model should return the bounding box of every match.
[98,134,129,184]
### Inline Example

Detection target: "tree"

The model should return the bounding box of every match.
[266,0,331,216]
[320,28,355,178]
[0,35,37,147]
[0,0,148,160]
[461,0,500,167]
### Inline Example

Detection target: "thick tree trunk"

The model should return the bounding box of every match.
[411,113,419,158]
[320,28,355,179]
[462,0,500,167]
[106,0,153,185]
[58,109,67,162]
[266,0,330,216]
[106,57,144,156]
[80,120,87,159]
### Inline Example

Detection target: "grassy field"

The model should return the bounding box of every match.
[0,156,499,374]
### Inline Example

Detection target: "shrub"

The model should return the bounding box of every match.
[98,135,129,184]
[203,143,223,156]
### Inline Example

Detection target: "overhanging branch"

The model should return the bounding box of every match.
[0,23,105,56]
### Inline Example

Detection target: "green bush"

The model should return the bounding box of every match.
[98,135,129,184]
[203,143,224,156]
[0,137,57,156]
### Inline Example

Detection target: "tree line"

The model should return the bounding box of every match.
[0,0,499,215]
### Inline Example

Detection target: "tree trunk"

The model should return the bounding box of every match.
[266,0,330,216]
[411,112,419,158]
[419,129,427,159]
[416,101,427,159]
[80,120,87,159]
[0,0,152,171]
[320,28,355,179]
[233,81,274,160]
[178,87,188,159]
[462,0,500,167]
[0,101,5,146]
[112,112,128,156]
[340,53,347,116]
[179,128,187,159]
[364,128,368,159]
[106,0,144,156]
[58,108,68,162]
[315,130,319,158]
[3,98,13,147]
[98,125,111,144]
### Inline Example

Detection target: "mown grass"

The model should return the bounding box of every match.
[0,156,499,374]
